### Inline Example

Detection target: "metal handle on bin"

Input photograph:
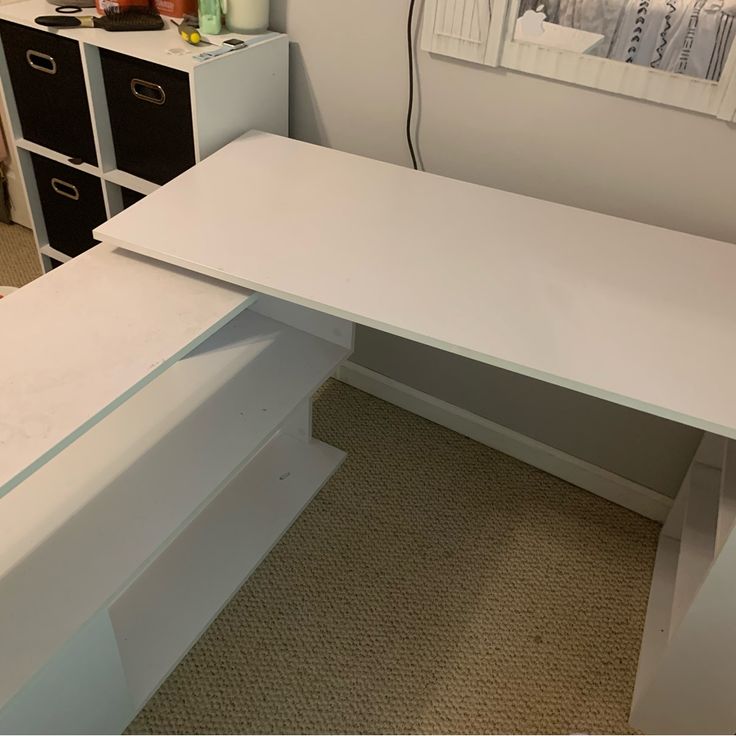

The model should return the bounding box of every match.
[130,78,166,105]
[51,178,79,201]
[26,50,56,75]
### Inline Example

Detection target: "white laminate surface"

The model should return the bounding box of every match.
[0,0,283,74]
[96,131,736,439]
[0,308,346,709]
[0,244,253,499]
[110,433,345,707]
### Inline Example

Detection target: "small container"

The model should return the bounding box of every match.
[198,0,222,34]
[224,0,268,33]
[94,0,149,13]
[151,0,197,17]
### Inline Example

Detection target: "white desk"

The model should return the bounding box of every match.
[98,131,736,441]
[2,132,735,734]
[96,132,736,734]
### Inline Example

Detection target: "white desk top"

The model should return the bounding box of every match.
[0,244,253,499]
[96,131,736,439]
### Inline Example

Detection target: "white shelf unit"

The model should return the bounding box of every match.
[15,137,102,178]
[38,244,71,264]
[630,432,736,733]
[110,431,344,709]
[0,0,288,271]
[103,168,161,197]
[0,291,353,733]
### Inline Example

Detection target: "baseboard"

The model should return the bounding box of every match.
[335,361,673,522]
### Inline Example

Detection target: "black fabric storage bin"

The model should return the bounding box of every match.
[121,187,146,210]
[0,21,97,165]
[100,49,195,186]
[31,153,107,258]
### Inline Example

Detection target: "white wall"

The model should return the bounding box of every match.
[269,0,728,497]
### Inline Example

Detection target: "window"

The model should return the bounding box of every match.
[421,0,736,119]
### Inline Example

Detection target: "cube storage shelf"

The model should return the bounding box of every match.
[0,0,288,270]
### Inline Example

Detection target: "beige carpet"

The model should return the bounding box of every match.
[0,233,660,732]
[0,222,41,288]
[127,379,659,735]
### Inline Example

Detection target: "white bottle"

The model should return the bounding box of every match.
[224,0,269,33]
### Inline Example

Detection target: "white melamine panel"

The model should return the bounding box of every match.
[38,245,71,264]
[252,293,355,349]
[0,243,253,499]
[630,515,736,733]
[97,131,736,440]
[670,461,720,633]
[0,610,132,735]
[14,139,101,178]
[662,472,691,541]
[631,533,680,708]
[694,433,726,470]
[0,0,284,74]
[0,309,347,712]
[716,440,736,554]
[103,169,160,197]
[192,35,288,161]
[103,181,124,219]
[633,432,736,731]
[110,431,344,708]
[80,43,115,176]
[281,399,313,442]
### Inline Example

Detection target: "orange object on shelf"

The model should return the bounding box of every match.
[95,0,196,19]
[151,0,197,16]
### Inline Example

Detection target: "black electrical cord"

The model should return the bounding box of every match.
[406,0,419,170]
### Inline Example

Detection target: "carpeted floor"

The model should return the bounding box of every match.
[0,221,41,288]
[0,227,660,733]
[128,380,659,735]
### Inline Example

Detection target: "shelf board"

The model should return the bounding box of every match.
[0,0,286,74]
[15,139,101,178]
[717,441,736,554]
[103,169,160,197]
[670,461,721,633]
[0,307,347,711]
[694,433,726,470]
[110,431,345,708]
[39,245,71,264]
[631,533,680,708]
[0,242,253,501]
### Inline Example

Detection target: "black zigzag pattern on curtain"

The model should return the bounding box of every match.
[652,0,677,67]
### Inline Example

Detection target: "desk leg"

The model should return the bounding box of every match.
[630,433,736,734]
